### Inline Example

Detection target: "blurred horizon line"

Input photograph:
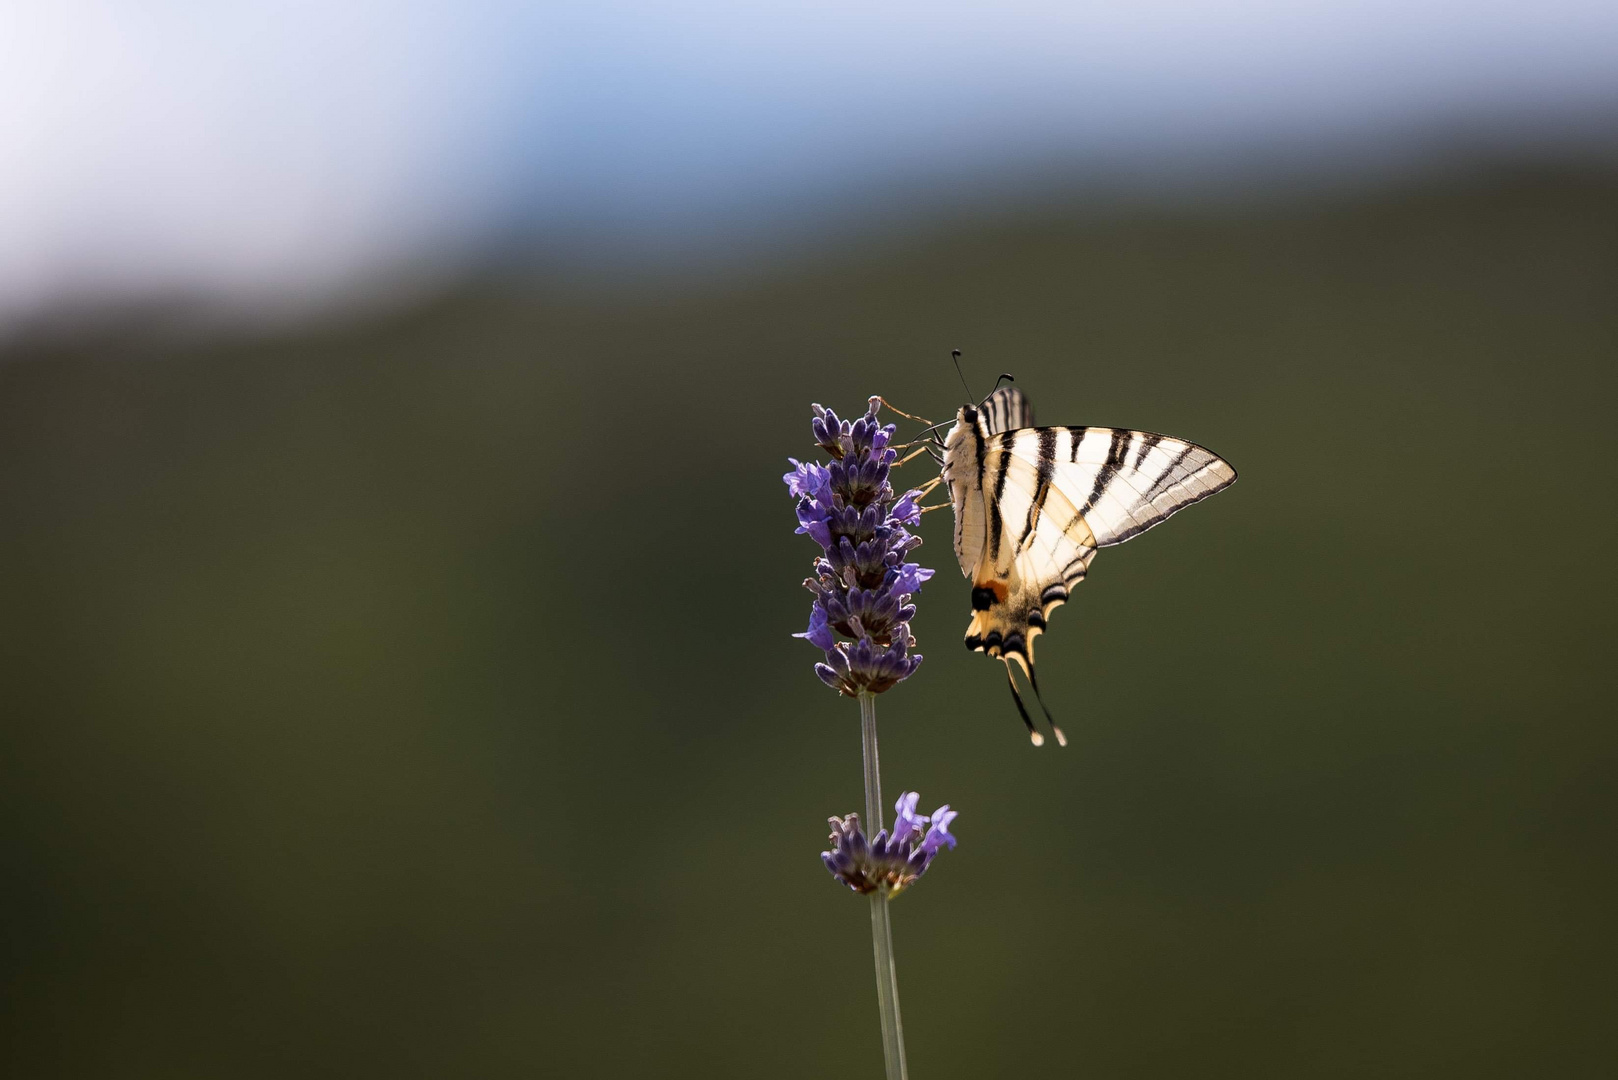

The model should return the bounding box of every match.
[5,114,1616,351]
[10,1,1618,339]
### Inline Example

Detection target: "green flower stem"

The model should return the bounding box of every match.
[860,691,908,1080]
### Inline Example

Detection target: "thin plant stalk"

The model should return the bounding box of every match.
[860,692,908,1080]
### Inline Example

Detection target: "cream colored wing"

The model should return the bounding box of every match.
[1011,426,1237,548]
[979,385,1035,435]
[942,385,1037,577]
[963,424,1234,744]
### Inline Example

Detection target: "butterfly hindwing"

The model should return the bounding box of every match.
[964,429,1098,667]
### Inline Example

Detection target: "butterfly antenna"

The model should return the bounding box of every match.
[1027,663,1067,748]
[1005,663,1044,747]
[978,373,1015,407]
[951,349,974,402]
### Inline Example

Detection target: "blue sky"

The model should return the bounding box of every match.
[3,2,1616,319]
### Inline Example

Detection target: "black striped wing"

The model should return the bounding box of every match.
[943,385,1034,579]
[940,388,1236,745]
[980,385,1035,435]
[1006,425,1237,550]
[963,424,1235,667]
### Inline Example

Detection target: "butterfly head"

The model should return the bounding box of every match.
[940,404,980,452]
[946,350,1012,435]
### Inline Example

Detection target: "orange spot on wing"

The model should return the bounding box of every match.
[972,579,1008,604]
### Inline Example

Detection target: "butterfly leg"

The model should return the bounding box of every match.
[876,398,934,426]
[893,445,934,468]
[916,474,951,513]
[1005,663,1045,747]
[890,435,948,456]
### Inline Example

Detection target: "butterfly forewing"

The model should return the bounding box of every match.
[1003,426,1237,548]
[980,385,1035,435]
[944,384,1036,578]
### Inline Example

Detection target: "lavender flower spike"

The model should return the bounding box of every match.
[821,791,960,898]
[788,396,935,1080]
[785,396,933,696]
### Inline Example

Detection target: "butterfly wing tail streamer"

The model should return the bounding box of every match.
[1025,661,1067,748]
[1002,648,1066,749]
[1004,663,1044,747]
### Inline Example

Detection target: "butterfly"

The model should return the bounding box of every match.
[934,382,1236,746]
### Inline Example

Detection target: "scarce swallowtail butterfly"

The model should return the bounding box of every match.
[936,382,1236,747]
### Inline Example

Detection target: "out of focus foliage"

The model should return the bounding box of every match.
[2,164,1614,1078]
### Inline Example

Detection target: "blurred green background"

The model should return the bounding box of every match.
[3,162,1616,1078]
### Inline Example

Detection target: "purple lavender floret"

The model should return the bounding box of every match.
[785,397,933,696]
[893,791,928,837]
[821,792,960,897]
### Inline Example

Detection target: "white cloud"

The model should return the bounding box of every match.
[0,3,520,315]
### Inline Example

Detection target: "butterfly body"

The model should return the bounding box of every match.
[939,386,1236,744]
